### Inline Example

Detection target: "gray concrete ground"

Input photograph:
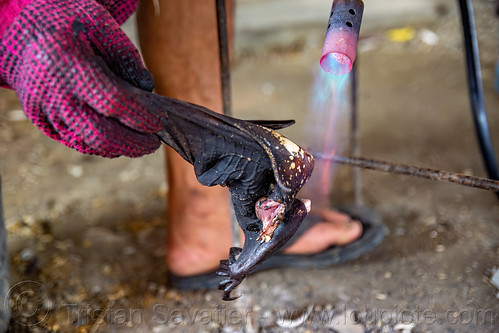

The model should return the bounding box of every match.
[0,0,498,332]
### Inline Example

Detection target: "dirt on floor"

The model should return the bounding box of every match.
[0,1,498,332]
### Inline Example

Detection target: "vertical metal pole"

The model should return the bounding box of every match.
[458,0,499,196]
[0,175,10,330]
[350,62,363,206]
[216,0,233,117]
[216,0,240,247]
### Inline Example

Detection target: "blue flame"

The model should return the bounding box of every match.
[301,64,351,206]
[320,52,353,75]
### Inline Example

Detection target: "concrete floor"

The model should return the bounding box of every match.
[0,0,498,332]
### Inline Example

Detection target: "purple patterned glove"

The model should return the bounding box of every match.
[0,0,165,157]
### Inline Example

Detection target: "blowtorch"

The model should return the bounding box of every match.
[320,0,364,75]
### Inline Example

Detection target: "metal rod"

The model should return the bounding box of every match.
[349,61,363,205]
[216,0,240,248]
[313,154,499,192]
[458,0,499,190]
[0,174,11,330]
[216,0,233,117]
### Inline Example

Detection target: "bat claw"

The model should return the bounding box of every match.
[222,293,242,301]
[219,278,242,301]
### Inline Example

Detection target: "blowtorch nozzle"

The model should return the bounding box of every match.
[320,0,364,75]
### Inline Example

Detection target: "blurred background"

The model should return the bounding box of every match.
[0,0,498,332]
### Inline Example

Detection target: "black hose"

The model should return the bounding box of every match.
[458,0,499,196]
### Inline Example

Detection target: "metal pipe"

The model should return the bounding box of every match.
[0,175,11,330]
[216,0,240,247]
[320,0,364,74]
[349,62,363,205]
[314,154,499,192]
[216,0,233,117]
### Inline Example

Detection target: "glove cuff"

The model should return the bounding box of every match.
[0,0,33,88]
[0,0,32,37]
[0,0,138,38]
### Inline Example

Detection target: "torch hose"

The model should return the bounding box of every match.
[458,0,499,195]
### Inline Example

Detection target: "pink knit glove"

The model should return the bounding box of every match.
[0,0,138,34]
[0,0,165,157]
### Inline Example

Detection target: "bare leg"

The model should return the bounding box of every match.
[137,0,362,276]
[137,0,234,276]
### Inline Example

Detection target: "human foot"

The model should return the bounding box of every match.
[165,149,236,277]
[166,203,362,276]
[282,208,363,255]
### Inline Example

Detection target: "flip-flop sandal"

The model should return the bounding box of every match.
[167,205,386,290]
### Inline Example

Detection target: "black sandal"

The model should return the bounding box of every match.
[167,205,385,290]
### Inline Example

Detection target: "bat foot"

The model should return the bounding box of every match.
[216,247,245,301]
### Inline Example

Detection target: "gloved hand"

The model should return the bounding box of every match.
[0,0,165,157]
[156,97,315,300]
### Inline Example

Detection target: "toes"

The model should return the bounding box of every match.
[313,208,355,226]
[283,217,363,254]
[335,219,363,245]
